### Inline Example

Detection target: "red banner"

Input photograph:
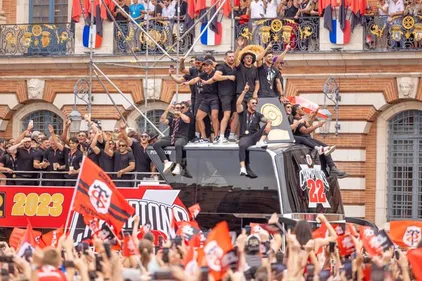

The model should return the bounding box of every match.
[0,184,189,232]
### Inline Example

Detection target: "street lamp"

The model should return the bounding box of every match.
[70,78,90,133]
[321,77,341,137]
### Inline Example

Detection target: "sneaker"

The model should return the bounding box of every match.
[323,146,336,156]
[181,168,193,178]
[228,137,238,143]
[256,140,268,149]
[190,137,199,143]
[329,166,348,179]
[213,136,220,144]
[198,138,209,143]
[240,167,247,176]
[172,164,181,175]
[316,146,324,155]
[245,165,258,178]
[219,137,229,144]
[163,161,174,174]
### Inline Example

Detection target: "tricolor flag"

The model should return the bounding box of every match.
[329,18,351,44]
[83,0,107,48]
[71,157,135,234]
[200,23,222,46]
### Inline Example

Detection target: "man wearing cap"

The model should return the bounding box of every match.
[202,50,237,144]
[256,43,284,101]
[183,59,219,143]
[154,102,191,175]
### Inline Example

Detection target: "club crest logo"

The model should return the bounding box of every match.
[403,226,421,247]
[204,240,224,272]
[88,180,112,214]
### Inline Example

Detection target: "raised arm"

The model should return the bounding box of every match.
[179,57,190,75]
[298,119,325,134]
[8,138,25,153]
[61,118,71,145]
[104,133,114,157]
[48,124,64,151]
[169,68,187,84]
[274,44,291,66]
[119,121,133,147]
[256,42,272,68]
[90,130,102,155]
[236,83,250,113]
[160,104,173,125]
[234,37,246,67]
[182,76,201,86]
[15,122,34,144]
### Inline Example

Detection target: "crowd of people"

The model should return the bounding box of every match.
[0,213,421,281]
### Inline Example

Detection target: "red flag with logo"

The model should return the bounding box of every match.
[204,221,233,281]
[407,248,422,281]
[389,220,422,248]
[189,204,201,219]
[337,234,355,257]
[359,226,375,241]
[72,157,135,234]
[9,227,41,250]
[39,226,64,248]
[17,220,38,257]
[312,223,327,239]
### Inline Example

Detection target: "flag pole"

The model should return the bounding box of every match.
[64,156,88,233]
[182,0,227,59]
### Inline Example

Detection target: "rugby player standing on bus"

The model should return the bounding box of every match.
[182,59,219,143]
[236,83,271,178]
[202,51,237,144]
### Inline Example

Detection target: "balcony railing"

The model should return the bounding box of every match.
[363,15,422,51]
[236,17,320,52]
[1,16,422,57]
[113,20,194,55]
[0,23,74,56]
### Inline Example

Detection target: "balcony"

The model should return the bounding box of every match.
[0,15,421,58]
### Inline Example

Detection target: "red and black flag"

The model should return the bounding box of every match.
[71,157,135,233]
[319,0,334,32]
[339,0,346,31]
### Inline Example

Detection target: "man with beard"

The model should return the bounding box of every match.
[154,102,191,175]
[256,43,284,100]
[291,104,347,178]
[8,136,39,185]
[183,59,219,143]
[202,50,237,143]
[236,83,271,177]
[111,139,136,187]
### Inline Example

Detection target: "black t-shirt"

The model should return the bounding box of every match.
[238,108,265,137]
[0,154,17,177]
[294,118,311,137]
[168,114,191,139]
[114,151,135,175]
[186,67,200,100]
[155,4,163,16]
[98,150,114,173]
[175,1,187,17]
[114,4,130,21]
[64,148,83,179]
[33,148,45,162]
[131,140,152,173]
[257,65,280,97]
[16,148,36,172]
[87,145,99,165]
[199,70,218,99]
[43,147,66,171]
[236,63,258,94]
[285,5,299,17]
[216,63,237,97]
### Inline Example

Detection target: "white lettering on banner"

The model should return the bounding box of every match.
[299,156,331,208]
[70,198,189,243]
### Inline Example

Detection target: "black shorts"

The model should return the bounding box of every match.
[199,98,219,114]
[220,95,236,112]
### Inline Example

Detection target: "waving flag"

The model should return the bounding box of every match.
[71,157,135,233]
[123,233,139,257]
[407,248,422,281]
[72,0,83,22]
[39,227,64,249]
[204,221,233,280]
[188,204,201,219]
[389,220,422,248]
[16,220,38,257]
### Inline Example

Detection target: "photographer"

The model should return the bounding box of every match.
[153,103,191,176]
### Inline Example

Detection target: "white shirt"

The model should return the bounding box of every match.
[250,0,265,19]
[388,0,404,14]
[378,3,388,15]
[162,5,176,19]
[265,0,278,18]
[144,2,156,20]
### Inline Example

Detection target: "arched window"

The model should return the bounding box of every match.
[21,110,63,136]
[387,110,422,220]
[137,109,168,136]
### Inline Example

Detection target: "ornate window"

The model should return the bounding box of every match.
[137,110,169,136]
[387,110,422,220]
[21,110,63,136]
[29,0,68,23]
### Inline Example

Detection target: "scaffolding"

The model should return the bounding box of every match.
[79,0,233,136]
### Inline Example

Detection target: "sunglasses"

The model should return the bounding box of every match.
[245,56,253,60]
[141,135,149,138]
[120,144,127,147]
[175,107,182,110]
